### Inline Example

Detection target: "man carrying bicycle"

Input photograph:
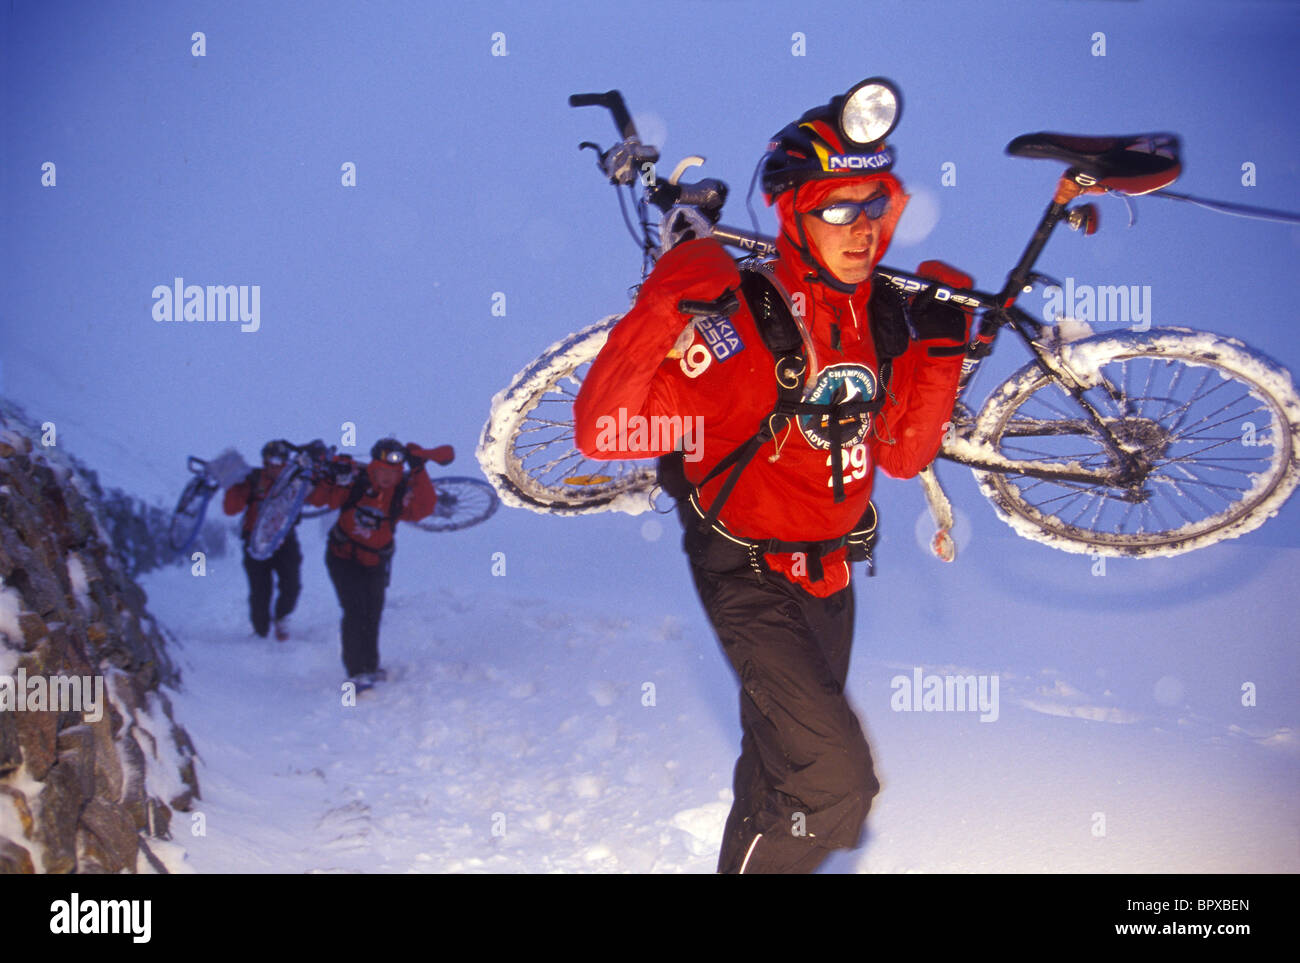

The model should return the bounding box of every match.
[575,82,971,873]
[308,438,450,689]
[224,438,305,641]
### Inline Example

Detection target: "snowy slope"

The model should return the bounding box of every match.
[141,513,1298,874]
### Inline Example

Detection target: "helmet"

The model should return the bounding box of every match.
[261,439,292,464]
[370,437,407,466]
[761,78,902,203]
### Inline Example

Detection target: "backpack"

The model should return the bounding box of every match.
[328,472,409,561]
[660,264,910,579]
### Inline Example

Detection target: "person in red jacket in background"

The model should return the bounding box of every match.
[574,85,973,873]
[309,437,452,688]
[224,439,302,641]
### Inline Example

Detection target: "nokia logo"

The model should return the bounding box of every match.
[828,150,893,171]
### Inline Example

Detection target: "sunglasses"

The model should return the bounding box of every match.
[807,194,889,225]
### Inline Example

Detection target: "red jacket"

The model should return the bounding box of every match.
[574,231,964,596]
[309,464,437,566]
[223,467,282,537]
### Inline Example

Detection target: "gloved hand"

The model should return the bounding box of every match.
[910,260,974,351]
[429,445,454,466]
[867,281,911,360]
[404,443,426,473]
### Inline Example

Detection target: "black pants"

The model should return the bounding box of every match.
[683,515,878,874]
[324,550,390,677]
[241,530,302,637]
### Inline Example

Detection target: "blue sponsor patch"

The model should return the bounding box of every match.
[694,315,745,362]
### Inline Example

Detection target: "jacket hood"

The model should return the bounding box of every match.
[773,172,909,293]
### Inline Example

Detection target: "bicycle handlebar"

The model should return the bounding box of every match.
[569,91,638,142]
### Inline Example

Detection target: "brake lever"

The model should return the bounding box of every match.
[600,140,660,186]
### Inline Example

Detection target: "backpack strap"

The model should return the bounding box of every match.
[340,473,369,512]
[329,473,407,560]
[867,278,912,393]
[247,468,264,504]
[694,269,810,531]
[338,472,408,524]
[694,267,881,525]
[387,476,409,526]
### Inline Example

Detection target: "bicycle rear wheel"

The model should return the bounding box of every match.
[967,327,1300,556]
[476,316,658,515]
[415,477,500,532]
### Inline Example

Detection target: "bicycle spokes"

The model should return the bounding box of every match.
[972,337,1296,554]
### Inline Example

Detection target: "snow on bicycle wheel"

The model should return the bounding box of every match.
[247,470,314,560]
[166,476,217,553]
[477,316,659,516]
[965,327,1300,557]
[416,477,499,532]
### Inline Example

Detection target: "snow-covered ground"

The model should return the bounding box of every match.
[142,506,1298,874]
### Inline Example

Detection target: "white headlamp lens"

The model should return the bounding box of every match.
[840,79,900,146]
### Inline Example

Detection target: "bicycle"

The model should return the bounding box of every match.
[413,476,500,533]
[477,83,1300,559]
[166,456,221,553]
[246,440,331,561]
[297,450,500,534]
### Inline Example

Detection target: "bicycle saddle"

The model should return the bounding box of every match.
[1006,131,1181,194]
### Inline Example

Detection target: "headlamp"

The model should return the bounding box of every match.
[838,77,902,148]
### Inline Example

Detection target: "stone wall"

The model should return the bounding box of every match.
[0,402,199,873]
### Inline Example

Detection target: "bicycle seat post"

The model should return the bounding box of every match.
[997,178,1080,308]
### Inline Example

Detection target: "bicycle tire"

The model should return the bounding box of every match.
[965,327,1300,557]
[247,467,314,560]
[415,477,500,532]
[476,315,658,515]
[166,476,217,553]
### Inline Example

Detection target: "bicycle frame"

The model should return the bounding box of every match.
[704,179,1148,490]
[478,88,1299,557]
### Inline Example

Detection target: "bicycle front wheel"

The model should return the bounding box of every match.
[476,315,658,515]
[967,327,1300,557]
[166,477,215,553]
[247,470,313,560]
